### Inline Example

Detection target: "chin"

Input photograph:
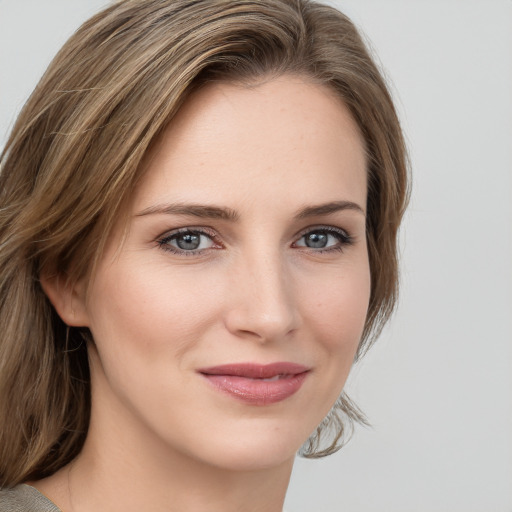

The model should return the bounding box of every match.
[197,442,298,473]
[176,419,313,472]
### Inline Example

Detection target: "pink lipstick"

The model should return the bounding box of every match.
[197,362,309,405]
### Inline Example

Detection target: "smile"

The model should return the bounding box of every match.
[197,362,310,405]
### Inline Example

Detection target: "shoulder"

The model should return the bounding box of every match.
[0,485,61,512]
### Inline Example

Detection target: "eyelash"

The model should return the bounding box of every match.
[157,227,221,256]
[157,225,353,256]
[293,225,353,254]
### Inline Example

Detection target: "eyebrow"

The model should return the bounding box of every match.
[295,200,365,219]
[136,203,240,221]
[135,200,365,221]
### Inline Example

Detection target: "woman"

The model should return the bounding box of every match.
[0,0,408,510]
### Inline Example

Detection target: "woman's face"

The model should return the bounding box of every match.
[71,76,370,471]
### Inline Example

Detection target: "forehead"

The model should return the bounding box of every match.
[134,75,367,213]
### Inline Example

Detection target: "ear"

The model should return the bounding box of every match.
[40,272,90,327]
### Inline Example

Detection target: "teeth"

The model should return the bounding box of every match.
[260,374,284,382]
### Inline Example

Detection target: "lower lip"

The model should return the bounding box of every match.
[201,372,308,405]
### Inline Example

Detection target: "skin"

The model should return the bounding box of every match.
[39,75,370,512]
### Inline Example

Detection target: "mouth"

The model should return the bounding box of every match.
[197,362,310,405]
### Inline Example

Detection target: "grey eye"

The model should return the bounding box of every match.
[160,230,215,253]
[294,228,349,251]
[174,232,201,250]
[304,232,328,248]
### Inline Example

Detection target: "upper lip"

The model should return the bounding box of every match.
[197,362,310,379]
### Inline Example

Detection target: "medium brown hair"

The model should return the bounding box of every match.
[0,0,409,487]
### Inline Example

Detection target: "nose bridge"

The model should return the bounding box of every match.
[226,244,299,342]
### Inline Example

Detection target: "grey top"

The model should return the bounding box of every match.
[0,485,61,512]
[0,484,291,511]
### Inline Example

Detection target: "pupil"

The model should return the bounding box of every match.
[177,233,200,250]
[306,232,327,248]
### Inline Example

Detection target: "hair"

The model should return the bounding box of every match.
[0,0,409,487]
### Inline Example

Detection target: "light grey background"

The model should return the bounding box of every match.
[1,1,511,510]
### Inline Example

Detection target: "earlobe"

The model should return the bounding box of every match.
[40,273,90,327]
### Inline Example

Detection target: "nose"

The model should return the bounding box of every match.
[224,250,300,343]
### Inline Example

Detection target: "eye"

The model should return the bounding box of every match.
[158,228,218,254]
[294,227,352,252]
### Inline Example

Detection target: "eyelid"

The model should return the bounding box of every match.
[294,224,351,241]
[157,225,218,241]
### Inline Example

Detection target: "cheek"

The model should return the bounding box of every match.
[84,263,222,420]
[303,261,371,356]
[292,259,371,424]
[85,260,227,370]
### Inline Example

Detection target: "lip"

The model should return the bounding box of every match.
[197,362,310,405]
